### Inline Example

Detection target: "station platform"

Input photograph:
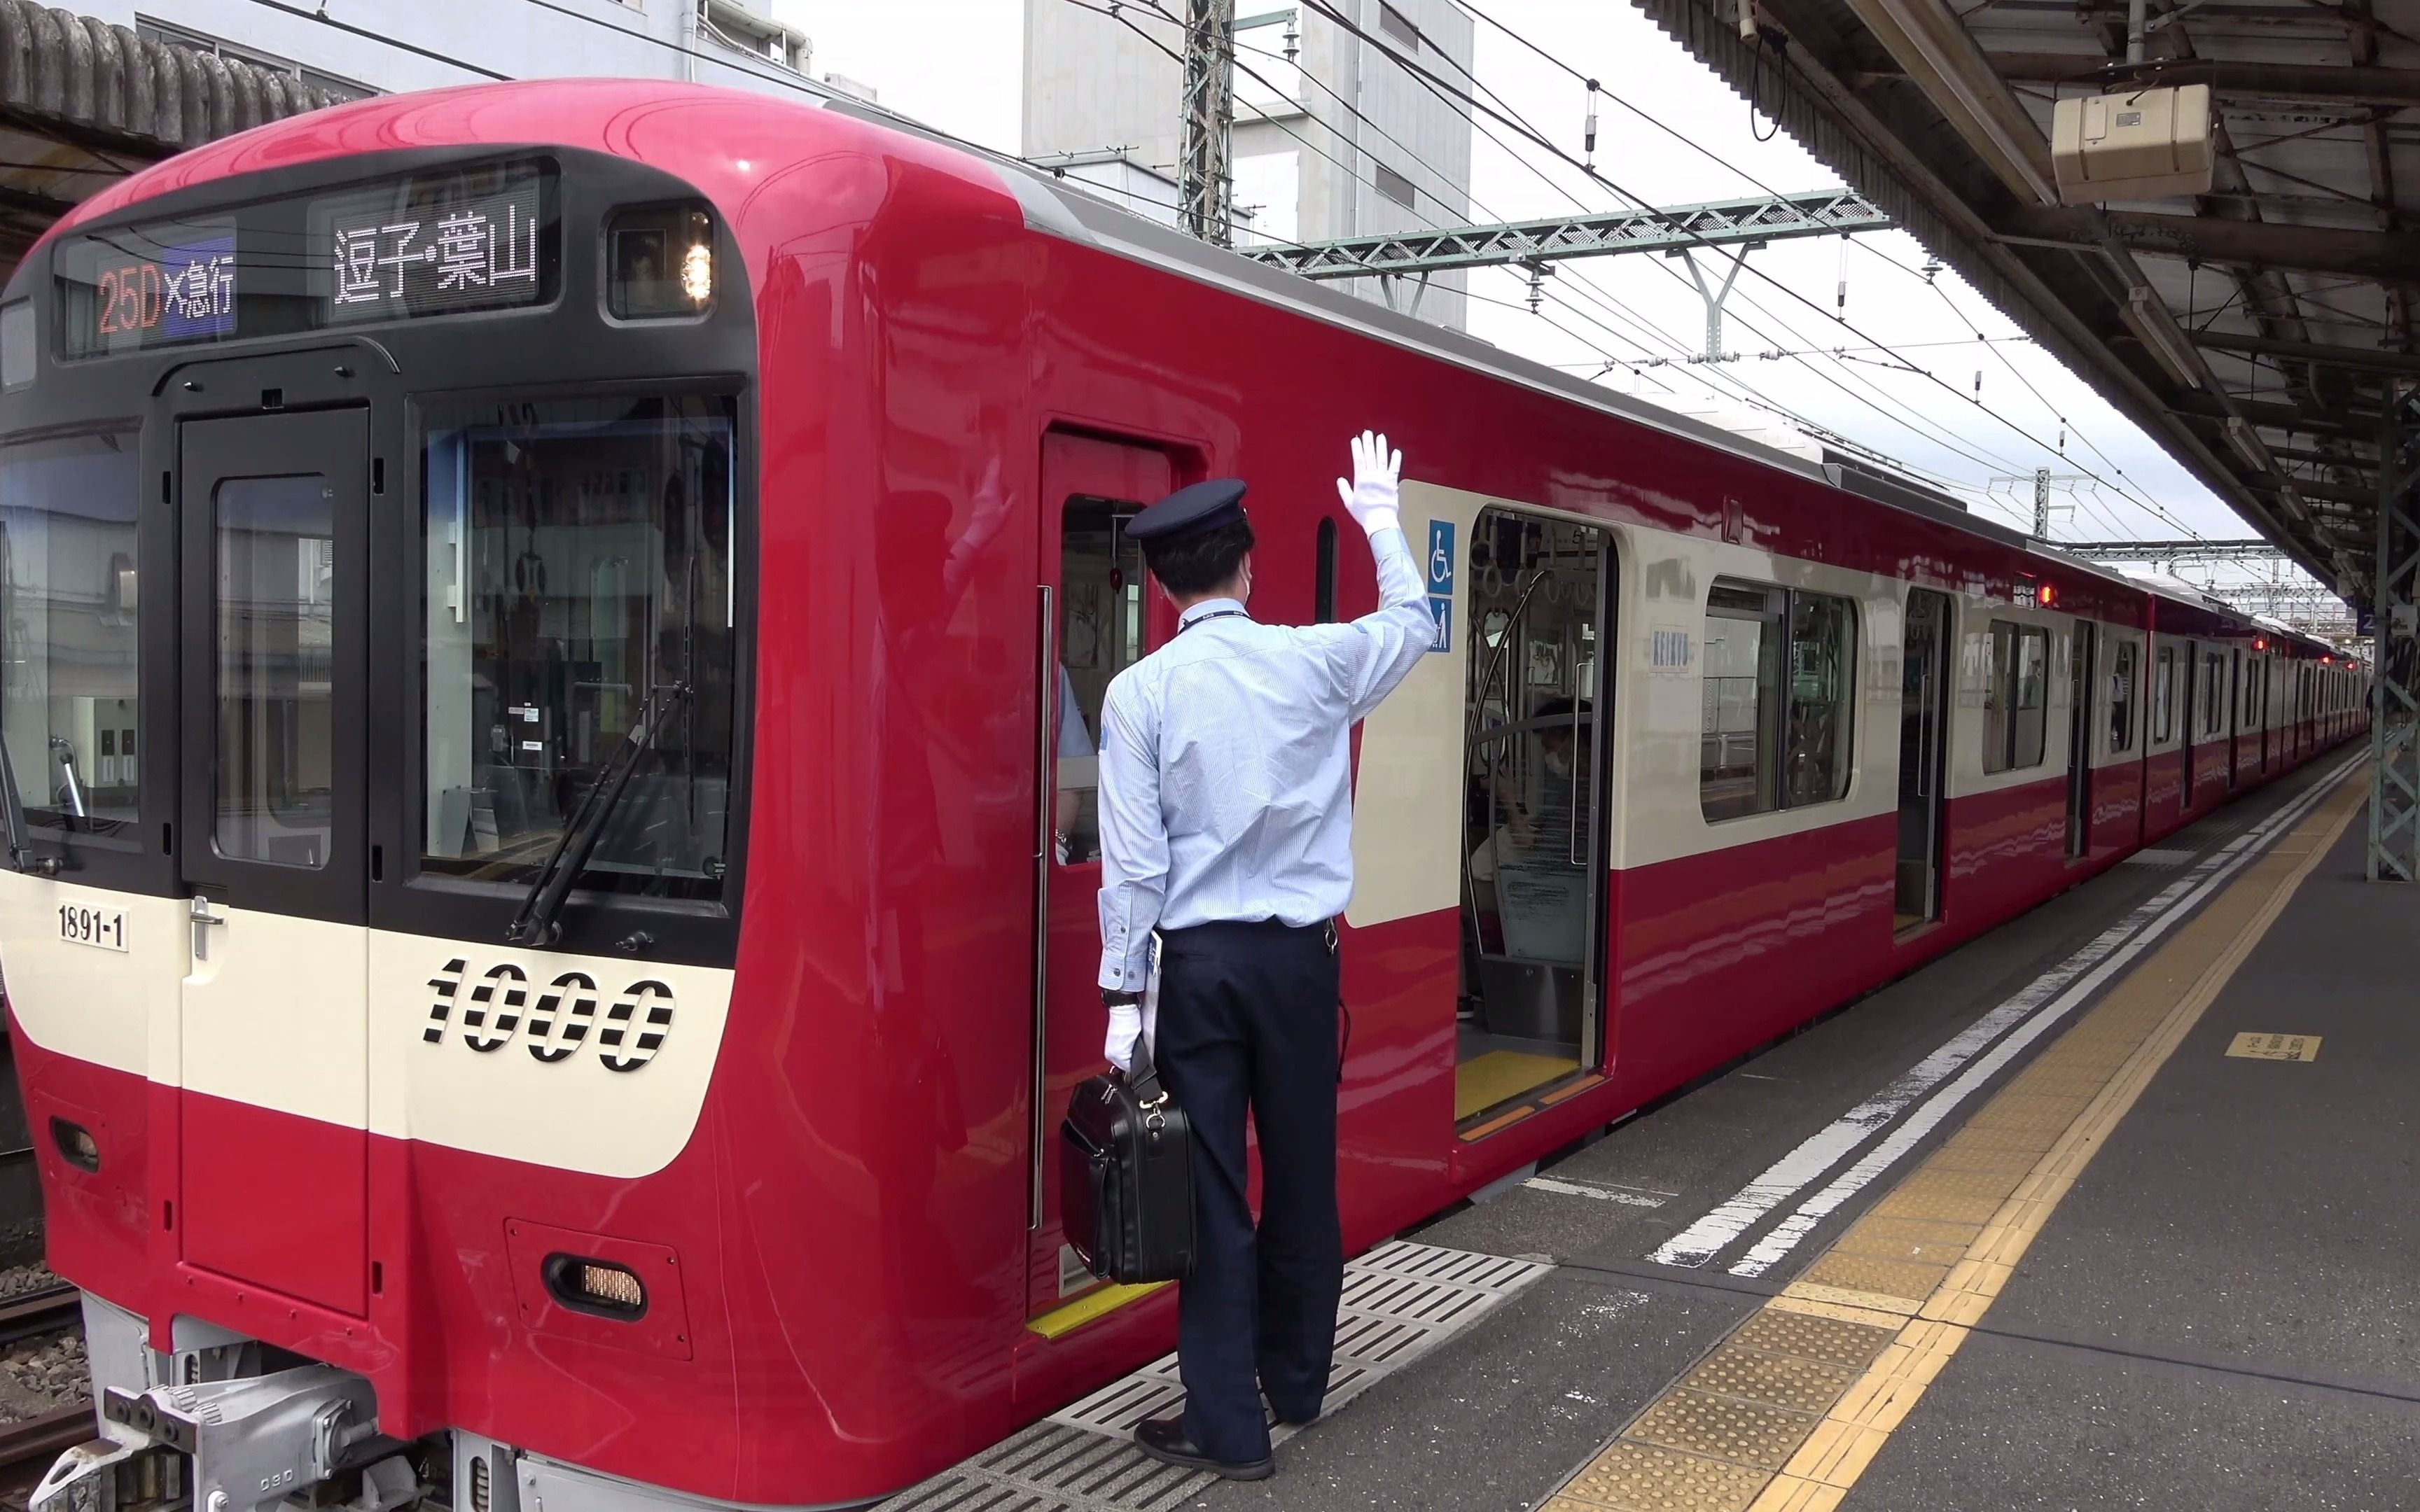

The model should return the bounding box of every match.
[882,750,2408,1512]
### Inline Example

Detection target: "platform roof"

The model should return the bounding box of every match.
[1636,0,2418,612]
[0,1,340,283]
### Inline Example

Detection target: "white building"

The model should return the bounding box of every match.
[73,0,855,105]
[1022,0,1477,330]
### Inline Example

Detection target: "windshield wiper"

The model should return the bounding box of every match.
[0,735,62,876]
[505,682,690,948]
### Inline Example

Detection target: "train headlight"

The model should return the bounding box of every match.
[606,203,717,320]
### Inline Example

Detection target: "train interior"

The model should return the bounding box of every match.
[1455,509,1608,1127]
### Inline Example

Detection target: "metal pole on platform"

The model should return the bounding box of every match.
[2367,382,2420,879]
[1179,0,1237,246]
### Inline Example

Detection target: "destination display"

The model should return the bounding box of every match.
[314,173,548,324]
[54,160,557,360]
[57,221,240,358]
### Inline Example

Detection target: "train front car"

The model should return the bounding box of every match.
[0,81,1056,1512]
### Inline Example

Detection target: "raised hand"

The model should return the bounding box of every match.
[1333,429,1403,536]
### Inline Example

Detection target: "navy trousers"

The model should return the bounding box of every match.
[1153,918,1343,1464]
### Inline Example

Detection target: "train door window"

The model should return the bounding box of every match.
[1982,621,2048,772]
[213,476,336,867]
[1315,517,1338,622]
[0,429,142,837]
[1459,508,1610,1127]
[2153,645,2176,743]
[419,394,737,902]
[2108,640,2137,753]
[2201,651,2224,736]
[1055,496,1148,864]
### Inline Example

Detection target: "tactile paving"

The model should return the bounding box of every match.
[1800,1250,1952,1302]
[1674,1344,1859,1415]
[1625,1389,1820,1470]
[1728,1308,1896,1371]
[1558,1439,1769,1512]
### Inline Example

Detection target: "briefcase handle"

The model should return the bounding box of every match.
[1127,1032,1172,1130]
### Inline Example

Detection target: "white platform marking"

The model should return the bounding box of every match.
[1648,752,2361,1273]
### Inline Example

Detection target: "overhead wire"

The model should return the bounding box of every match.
[1097,0,1882,440]
[1293,0,2175,517]
[1148,1,2035,482]
[1299,1,2054,481]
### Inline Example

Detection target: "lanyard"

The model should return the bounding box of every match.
[1177,609,1250,636]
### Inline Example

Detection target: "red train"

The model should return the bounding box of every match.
[0,78,2364,1512]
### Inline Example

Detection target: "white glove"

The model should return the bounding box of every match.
[1335,430,1403,537]
[1104,1002,1141,1073]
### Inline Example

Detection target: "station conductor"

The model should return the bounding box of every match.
[1095,432,1434,1478]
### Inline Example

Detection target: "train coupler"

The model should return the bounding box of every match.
[32,1366,417,1512]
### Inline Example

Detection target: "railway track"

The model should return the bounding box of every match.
[0,1292,75,1352]
[0,1402,89,1480]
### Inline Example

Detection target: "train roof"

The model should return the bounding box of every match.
[34,77,2338,660]
[808,94,2331,656]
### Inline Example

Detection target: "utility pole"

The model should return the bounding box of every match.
[1987,469,2091,540]
[1179,0,1237,246]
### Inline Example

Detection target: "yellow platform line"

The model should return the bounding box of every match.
[1537,769,2366,1512]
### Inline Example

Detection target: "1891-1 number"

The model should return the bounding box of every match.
[57,904,127,952]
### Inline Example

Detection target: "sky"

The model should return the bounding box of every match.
[772,0,2274,563]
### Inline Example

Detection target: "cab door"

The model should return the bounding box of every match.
[176,407,371,1317]
[1026,430,1174,1325]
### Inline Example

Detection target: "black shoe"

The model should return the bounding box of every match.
[1133,1416,1274,1480]
[1272,1406,1321,1427]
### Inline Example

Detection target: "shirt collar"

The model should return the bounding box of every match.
[1178,597,1249,627]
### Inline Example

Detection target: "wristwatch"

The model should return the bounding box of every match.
[1100,989,1143,1009]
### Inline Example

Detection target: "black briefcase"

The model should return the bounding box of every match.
[1059,1035,1195,1284]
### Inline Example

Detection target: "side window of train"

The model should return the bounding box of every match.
[1056,496,1147,865]
[2108,640,2138,753]
[1698,578,1856,822]
[1982,620,2049,774]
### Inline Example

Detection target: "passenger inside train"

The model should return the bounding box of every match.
[1456,510,1606,1124]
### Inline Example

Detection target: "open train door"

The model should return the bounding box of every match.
[1024,430,1176,1329]
[174,405,372,1317]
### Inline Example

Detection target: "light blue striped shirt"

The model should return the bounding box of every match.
[1094,524,1433,991]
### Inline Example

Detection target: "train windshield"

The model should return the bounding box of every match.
[0,429,141,837]
[420,393,737,902]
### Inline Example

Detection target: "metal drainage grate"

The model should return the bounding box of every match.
[2122,848,2197,869]
[877,1242,1549,1511]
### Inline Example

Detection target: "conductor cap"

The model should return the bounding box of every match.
[1127,478,1248,546]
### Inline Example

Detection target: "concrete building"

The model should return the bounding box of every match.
[1022,0,1476,330]
[72,0,846,104]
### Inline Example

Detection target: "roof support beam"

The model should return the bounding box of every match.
[2191,330,2420,378]
[1982,53,2420,108]
[1999,206,2420,284]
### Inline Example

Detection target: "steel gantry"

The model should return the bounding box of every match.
[1235,188,1891,346]
[2369,384,2420,881]
[1234,188,1889,279]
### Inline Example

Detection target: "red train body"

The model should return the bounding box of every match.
[0,80,2365,1511]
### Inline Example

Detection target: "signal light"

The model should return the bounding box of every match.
[2038,582,2056,607]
